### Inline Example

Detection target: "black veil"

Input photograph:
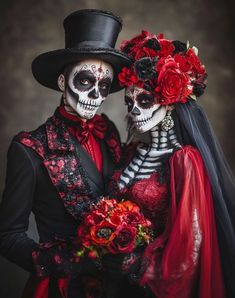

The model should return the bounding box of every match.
[174,99,235,298]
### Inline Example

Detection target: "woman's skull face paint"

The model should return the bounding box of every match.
[125,86,167,133]
[62,59,114,119]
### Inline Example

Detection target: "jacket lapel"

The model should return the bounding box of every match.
[43,116,91,219]
[74,141,104,194]
[100,139,115,192]
[43,115,106,221]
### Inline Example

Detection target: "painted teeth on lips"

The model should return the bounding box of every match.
[77,99,100,110]
[134,117,152,127]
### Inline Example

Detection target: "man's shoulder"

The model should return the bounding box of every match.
[12,119,50,158]
[14,121,47,142]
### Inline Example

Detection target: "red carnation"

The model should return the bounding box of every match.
[186,48,206,75]
[158,39,175,58]
[174,53,192,73]
[120,30,151,52]
[118,67,139,87]
[131,46,158,60]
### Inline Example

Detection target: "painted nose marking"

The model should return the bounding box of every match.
[131,106,141,115]
[88,88,99,99]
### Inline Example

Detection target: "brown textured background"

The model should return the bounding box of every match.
[0,0,235,296]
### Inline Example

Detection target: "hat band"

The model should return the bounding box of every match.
[67,40,112,49]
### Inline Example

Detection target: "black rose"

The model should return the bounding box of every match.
[172,40,187,54]
[145,38,160,51]
[193,74,207,97]
[134,57,157,81]
[122,42,133,54]
[193,82,207,97]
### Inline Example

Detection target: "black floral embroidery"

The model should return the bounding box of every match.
[102,113,122,163]
[17,111,122,221]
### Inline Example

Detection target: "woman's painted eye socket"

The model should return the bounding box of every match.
[137,93,155,109]
[99,83,109,90]
[80,79,90,85]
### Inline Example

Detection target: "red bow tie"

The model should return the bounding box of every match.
[74,115,107,144]
[58,106,108,144]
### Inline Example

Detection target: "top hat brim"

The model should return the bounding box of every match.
[32,48,131,93]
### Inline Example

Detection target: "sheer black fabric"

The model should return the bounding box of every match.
[174,100,235,298]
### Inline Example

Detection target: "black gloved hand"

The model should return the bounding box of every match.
[102,251,141,276]
[33,242,101,278]
[77,256,101,276]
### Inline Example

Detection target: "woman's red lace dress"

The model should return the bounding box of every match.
[109,145,225,298]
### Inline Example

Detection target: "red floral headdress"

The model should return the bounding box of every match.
[118,30,207,105]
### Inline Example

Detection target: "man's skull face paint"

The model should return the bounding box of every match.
[64,59,114,119]
[125,86,167,133]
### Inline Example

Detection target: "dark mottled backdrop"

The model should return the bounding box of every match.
[0,0,235,296]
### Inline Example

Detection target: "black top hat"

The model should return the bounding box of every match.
[32,9,131,93]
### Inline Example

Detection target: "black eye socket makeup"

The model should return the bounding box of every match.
[73,70,96,91]
[125,95,134,112]
[98,77,112,97]
[137,93,155,109]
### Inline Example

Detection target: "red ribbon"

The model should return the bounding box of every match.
[76,116,107,144]
[59,106,107,144]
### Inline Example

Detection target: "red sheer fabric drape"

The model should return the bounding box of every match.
[140,146,225,298]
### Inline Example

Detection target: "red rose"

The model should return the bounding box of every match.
[97,198,117,213]
[118,67,140,87]
[85,210,106,226]
[158,39,175,57]
[108,208,124,226]
[108,223,137,254]
[155,57,192,104]
[131,46,158,60]
[186,48,206,75]
[174,54,192,73]
[125,211,143,225]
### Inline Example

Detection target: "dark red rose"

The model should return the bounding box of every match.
[155,57,192,104]
[108,223,137,254]
[125,211,143,225]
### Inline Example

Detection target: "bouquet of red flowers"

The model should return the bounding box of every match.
[76,197,153,259]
